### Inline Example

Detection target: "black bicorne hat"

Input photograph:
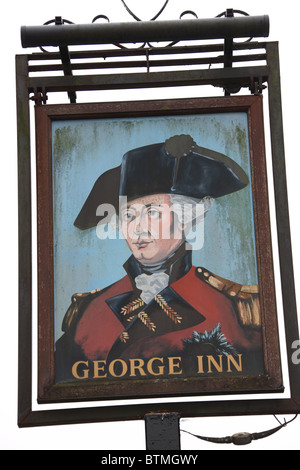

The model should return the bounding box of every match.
[74,134,249,230]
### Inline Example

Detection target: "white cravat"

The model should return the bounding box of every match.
[135,272,169,304]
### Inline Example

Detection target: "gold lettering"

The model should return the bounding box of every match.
[207,355,223,373]
[72,361,89,379]
[108,359,128,377]
[147,357,164,376]
[70,354,245,379]
[227,354,243,372]
[129,358,147,377]
[93,360,107,378]
[197,355,204,373]
[168,356,182,375]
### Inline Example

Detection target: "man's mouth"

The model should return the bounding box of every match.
[133,240,153,249]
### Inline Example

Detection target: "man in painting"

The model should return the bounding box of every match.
[55,134,263,380]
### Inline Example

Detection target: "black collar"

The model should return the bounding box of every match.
[123,242,192,288]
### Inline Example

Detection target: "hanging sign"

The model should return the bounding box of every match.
[35,96,282,403]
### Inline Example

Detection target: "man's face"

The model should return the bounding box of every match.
[120,194,184,265]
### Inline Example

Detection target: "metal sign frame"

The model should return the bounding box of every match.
[16,14,300,427]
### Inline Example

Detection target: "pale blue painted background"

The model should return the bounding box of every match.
[52,112,257,341]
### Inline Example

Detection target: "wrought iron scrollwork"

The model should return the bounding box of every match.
[120,0,170,21]
[92,14,110,24]
[179,10,198,19]
[39,2,202,52]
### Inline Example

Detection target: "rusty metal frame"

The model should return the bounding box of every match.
[16,25,300,427]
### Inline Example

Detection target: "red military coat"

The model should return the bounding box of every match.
[56,252,263,380]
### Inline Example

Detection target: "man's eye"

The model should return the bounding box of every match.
[147,209,160,219]
[122,212,135,221]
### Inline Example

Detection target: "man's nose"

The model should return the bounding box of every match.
[134,214,149,235]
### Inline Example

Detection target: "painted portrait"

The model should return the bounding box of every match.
[52,105,265,386]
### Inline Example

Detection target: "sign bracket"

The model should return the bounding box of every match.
[145,413,181,450]
[16,11,300,437]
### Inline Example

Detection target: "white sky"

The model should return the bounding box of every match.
[1,0,300,450]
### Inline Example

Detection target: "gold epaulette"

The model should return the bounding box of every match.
[195,267,261,328]
[62,288,101,334]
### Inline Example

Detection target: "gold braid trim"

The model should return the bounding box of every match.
[64,300,80,330]
[121,298,145,316]
[138,312,156,332]
[126,315,136,323]
[62,290,101,333]
[196,267,261,327]
[155,294,182,324]
[120,331,130,343]
[236,296,261,327]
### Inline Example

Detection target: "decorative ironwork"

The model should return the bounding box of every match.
[120,0,170,21]
[26,7,268,102]
[39,3,203,52]
[92,14,110,24]
[216,9,253,43]
[216,8,250,17]
[40,17,74,53]
[38,7,253,56]
[180,10,198,19]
